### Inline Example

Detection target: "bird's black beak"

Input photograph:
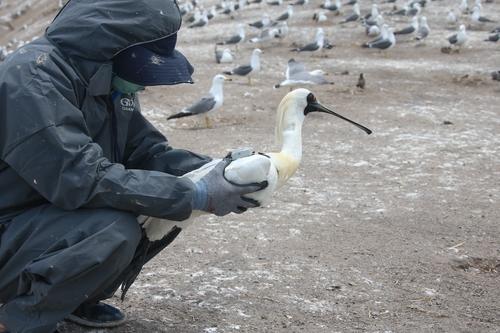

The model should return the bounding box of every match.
[305,101,372,135]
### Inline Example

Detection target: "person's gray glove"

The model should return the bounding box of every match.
[191,158,268,216]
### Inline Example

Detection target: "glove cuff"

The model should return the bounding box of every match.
[192,180,208,211]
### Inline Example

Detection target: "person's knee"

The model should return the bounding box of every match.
[107,210,142,249]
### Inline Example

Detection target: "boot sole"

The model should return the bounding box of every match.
[65,313,127,328]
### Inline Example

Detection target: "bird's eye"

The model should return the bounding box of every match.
[307,93,316,104]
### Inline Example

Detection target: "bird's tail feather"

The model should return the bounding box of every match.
[167,112,193,120]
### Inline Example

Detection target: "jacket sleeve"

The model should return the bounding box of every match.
[0,71,195,221]
[123,106,212,175]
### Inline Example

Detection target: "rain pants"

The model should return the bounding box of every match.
[0,1,210,332]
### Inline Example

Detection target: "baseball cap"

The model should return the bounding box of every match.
[113,33,194,86]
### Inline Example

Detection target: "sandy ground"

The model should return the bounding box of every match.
[1,0,500,332]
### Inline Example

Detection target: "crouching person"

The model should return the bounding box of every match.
[0,1,265,332]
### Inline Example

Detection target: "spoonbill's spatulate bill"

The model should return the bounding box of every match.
[142,89,371,241]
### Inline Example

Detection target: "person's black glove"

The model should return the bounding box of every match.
[191,158,268,216]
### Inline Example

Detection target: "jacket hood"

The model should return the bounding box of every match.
[46,0,182,62]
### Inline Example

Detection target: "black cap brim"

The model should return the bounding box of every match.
[113,46,194,86]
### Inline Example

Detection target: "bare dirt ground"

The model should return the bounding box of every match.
[1,0,500,332]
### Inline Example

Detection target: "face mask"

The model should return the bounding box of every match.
[112,76,145,94]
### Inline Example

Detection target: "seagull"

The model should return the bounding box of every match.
[207,6,218,20]
[313,11,328,23]
[363,24,389,46]
[221,1,236,15]
[274,59,334,89]
[365,14,384,36]
[491,26,500,33]
[364,4,379,20]
[294,0,309,5]
[459,0,469,14]
[249,14,272,29]
[484,33,499,42]
[394,16,418,35]
[189,11,208,28]
[362,26,395,50]
[167,74,230,128]
[471,6,496,25]
[142,89,371,241]
[267,0,283,6]
[448,24,467,49]
[249,26,280,44]
[415,16,430,41]
[406,3,421,16]
[223,48,262,85]
[291,28,325,53]
[340,3,360,24]
[321,0,342,13]
[275,22,290,41]
[275,5,294,22]
[217,24,246,47]
[447,10,458,26]
[215,46,234,63]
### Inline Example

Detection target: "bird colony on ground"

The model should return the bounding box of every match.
[172,0,499,126]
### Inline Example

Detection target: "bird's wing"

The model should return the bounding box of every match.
[369,39,392,49]
[232,65,253,76]
[185,96,217,115]
[249,21,263,28]
[224,34,242,44]
[394,26,415,34]
[276,13,288,21]
[299,42,320,52]
[448,33,458,44]
[290,71,329,84]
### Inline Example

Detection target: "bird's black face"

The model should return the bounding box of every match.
[303,93,372,135]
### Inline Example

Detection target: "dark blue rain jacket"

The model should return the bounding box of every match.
[0,0,210,223]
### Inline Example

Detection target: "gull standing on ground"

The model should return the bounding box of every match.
[340,3,360,24]
[415,16,430,42]
[365,14,384,36]
[143,89,371,241]
[249,26,280,44]
[363,24,389,45]
[267,0,283,6]
[460,0,469,14]
[447,9,458,26]
[249,14,272,29]
[217,24,246,47]
[364,4,379,20]
[223,48,262,85]
[448,24,467,50]
[189,11,208,28]
[275,5,294,22]
[471,6,496,25]
[294,0,309,6]
[362,26,395,50]
[274,59,334,89]
[321,0,342,13]
[291,28,325,54]
[167,74,230,128]
[484,33,499,42]
[313,11,328,23]
[214,46,234,63]
[394,16,418,36]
